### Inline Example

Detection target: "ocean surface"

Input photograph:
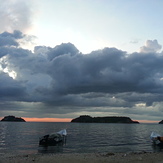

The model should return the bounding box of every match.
[0,122,163,155]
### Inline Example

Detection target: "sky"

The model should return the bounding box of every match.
[0,0,163,122]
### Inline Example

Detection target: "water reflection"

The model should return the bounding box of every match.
[152,143,163,152]
[38,137,67,154]
[0,123,7,149]
[1,122,163,155]
[38,144,64,154]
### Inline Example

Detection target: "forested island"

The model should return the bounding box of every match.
[1,115,26,122]
[71,115,139,124]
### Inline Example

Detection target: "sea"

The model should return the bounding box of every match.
[0,122,163,156]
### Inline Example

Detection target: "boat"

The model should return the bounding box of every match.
[150,132,162,145]
[39,129,67,146]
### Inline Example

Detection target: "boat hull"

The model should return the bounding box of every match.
[39,137,64,146]
[150,132,161,145]
[39,129,67,146]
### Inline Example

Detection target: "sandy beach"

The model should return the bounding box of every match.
[1,152,163,163]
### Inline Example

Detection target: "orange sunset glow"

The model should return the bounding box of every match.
[135,120,159,123]
[23,117,72,122]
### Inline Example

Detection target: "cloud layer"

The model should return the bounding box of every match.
[0,30,163,121]
[0,0,33,33]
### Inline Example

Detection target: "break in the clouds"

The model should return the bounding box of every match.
[0,0,33,33]
[1,30,163,121]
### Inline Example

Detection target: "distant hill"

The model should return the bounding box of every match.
[159,120,163,124]
[71,115,139,124]
[1,115,26,122]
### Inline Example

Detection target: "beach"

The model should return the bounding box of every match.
[1,152,163,163]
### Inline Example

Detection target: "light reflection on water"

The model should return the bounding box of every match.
[0,122,163,155]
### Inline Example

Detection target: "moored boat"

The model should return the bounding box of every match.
[39,129,67,146]
[150,132,162,145]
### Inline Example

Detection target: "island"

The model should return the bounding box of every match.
[159,120,163,124]
[1,115,26,122]
[71,115,139,124]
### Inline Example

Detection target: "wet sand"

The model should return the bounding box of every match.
[1,152,163,163]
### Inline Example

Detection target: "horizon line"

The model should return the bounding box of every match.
[0,117,160,123]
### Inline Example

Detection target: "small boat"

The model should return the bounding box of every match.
[150,132,162,145]
[39,129,67,146]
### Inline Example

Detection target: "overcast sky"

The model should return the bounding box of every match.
[1,0,163,122]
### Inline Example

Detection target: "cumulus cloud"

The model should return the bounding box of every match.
[0,30,25,47]
[0,71,26,100]
[1,31,163,121]
[140,39,162,53]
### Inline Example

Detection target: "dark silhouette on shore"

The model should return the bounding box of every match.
[1,115,26,122]
[71,115,139,123]
[159,120,163,124]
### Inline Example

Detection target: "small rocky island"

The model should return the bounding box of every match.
[1,115,26,122]
[71,115,139,124]
[159,120,163,124]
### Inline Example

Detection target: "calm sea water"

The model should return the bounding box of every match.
[0,122,163,155]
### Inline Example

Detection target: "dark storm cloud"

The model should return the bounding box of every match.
[0,30,24,39]
[0,72,26,101]
[1,31,163,120]
[47,43,79,61]
[46,46,163,96]
[47,47,127,95]
[0,30,24,47]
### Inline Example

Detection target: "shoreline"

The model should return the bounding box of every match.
[1,151,163,163]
